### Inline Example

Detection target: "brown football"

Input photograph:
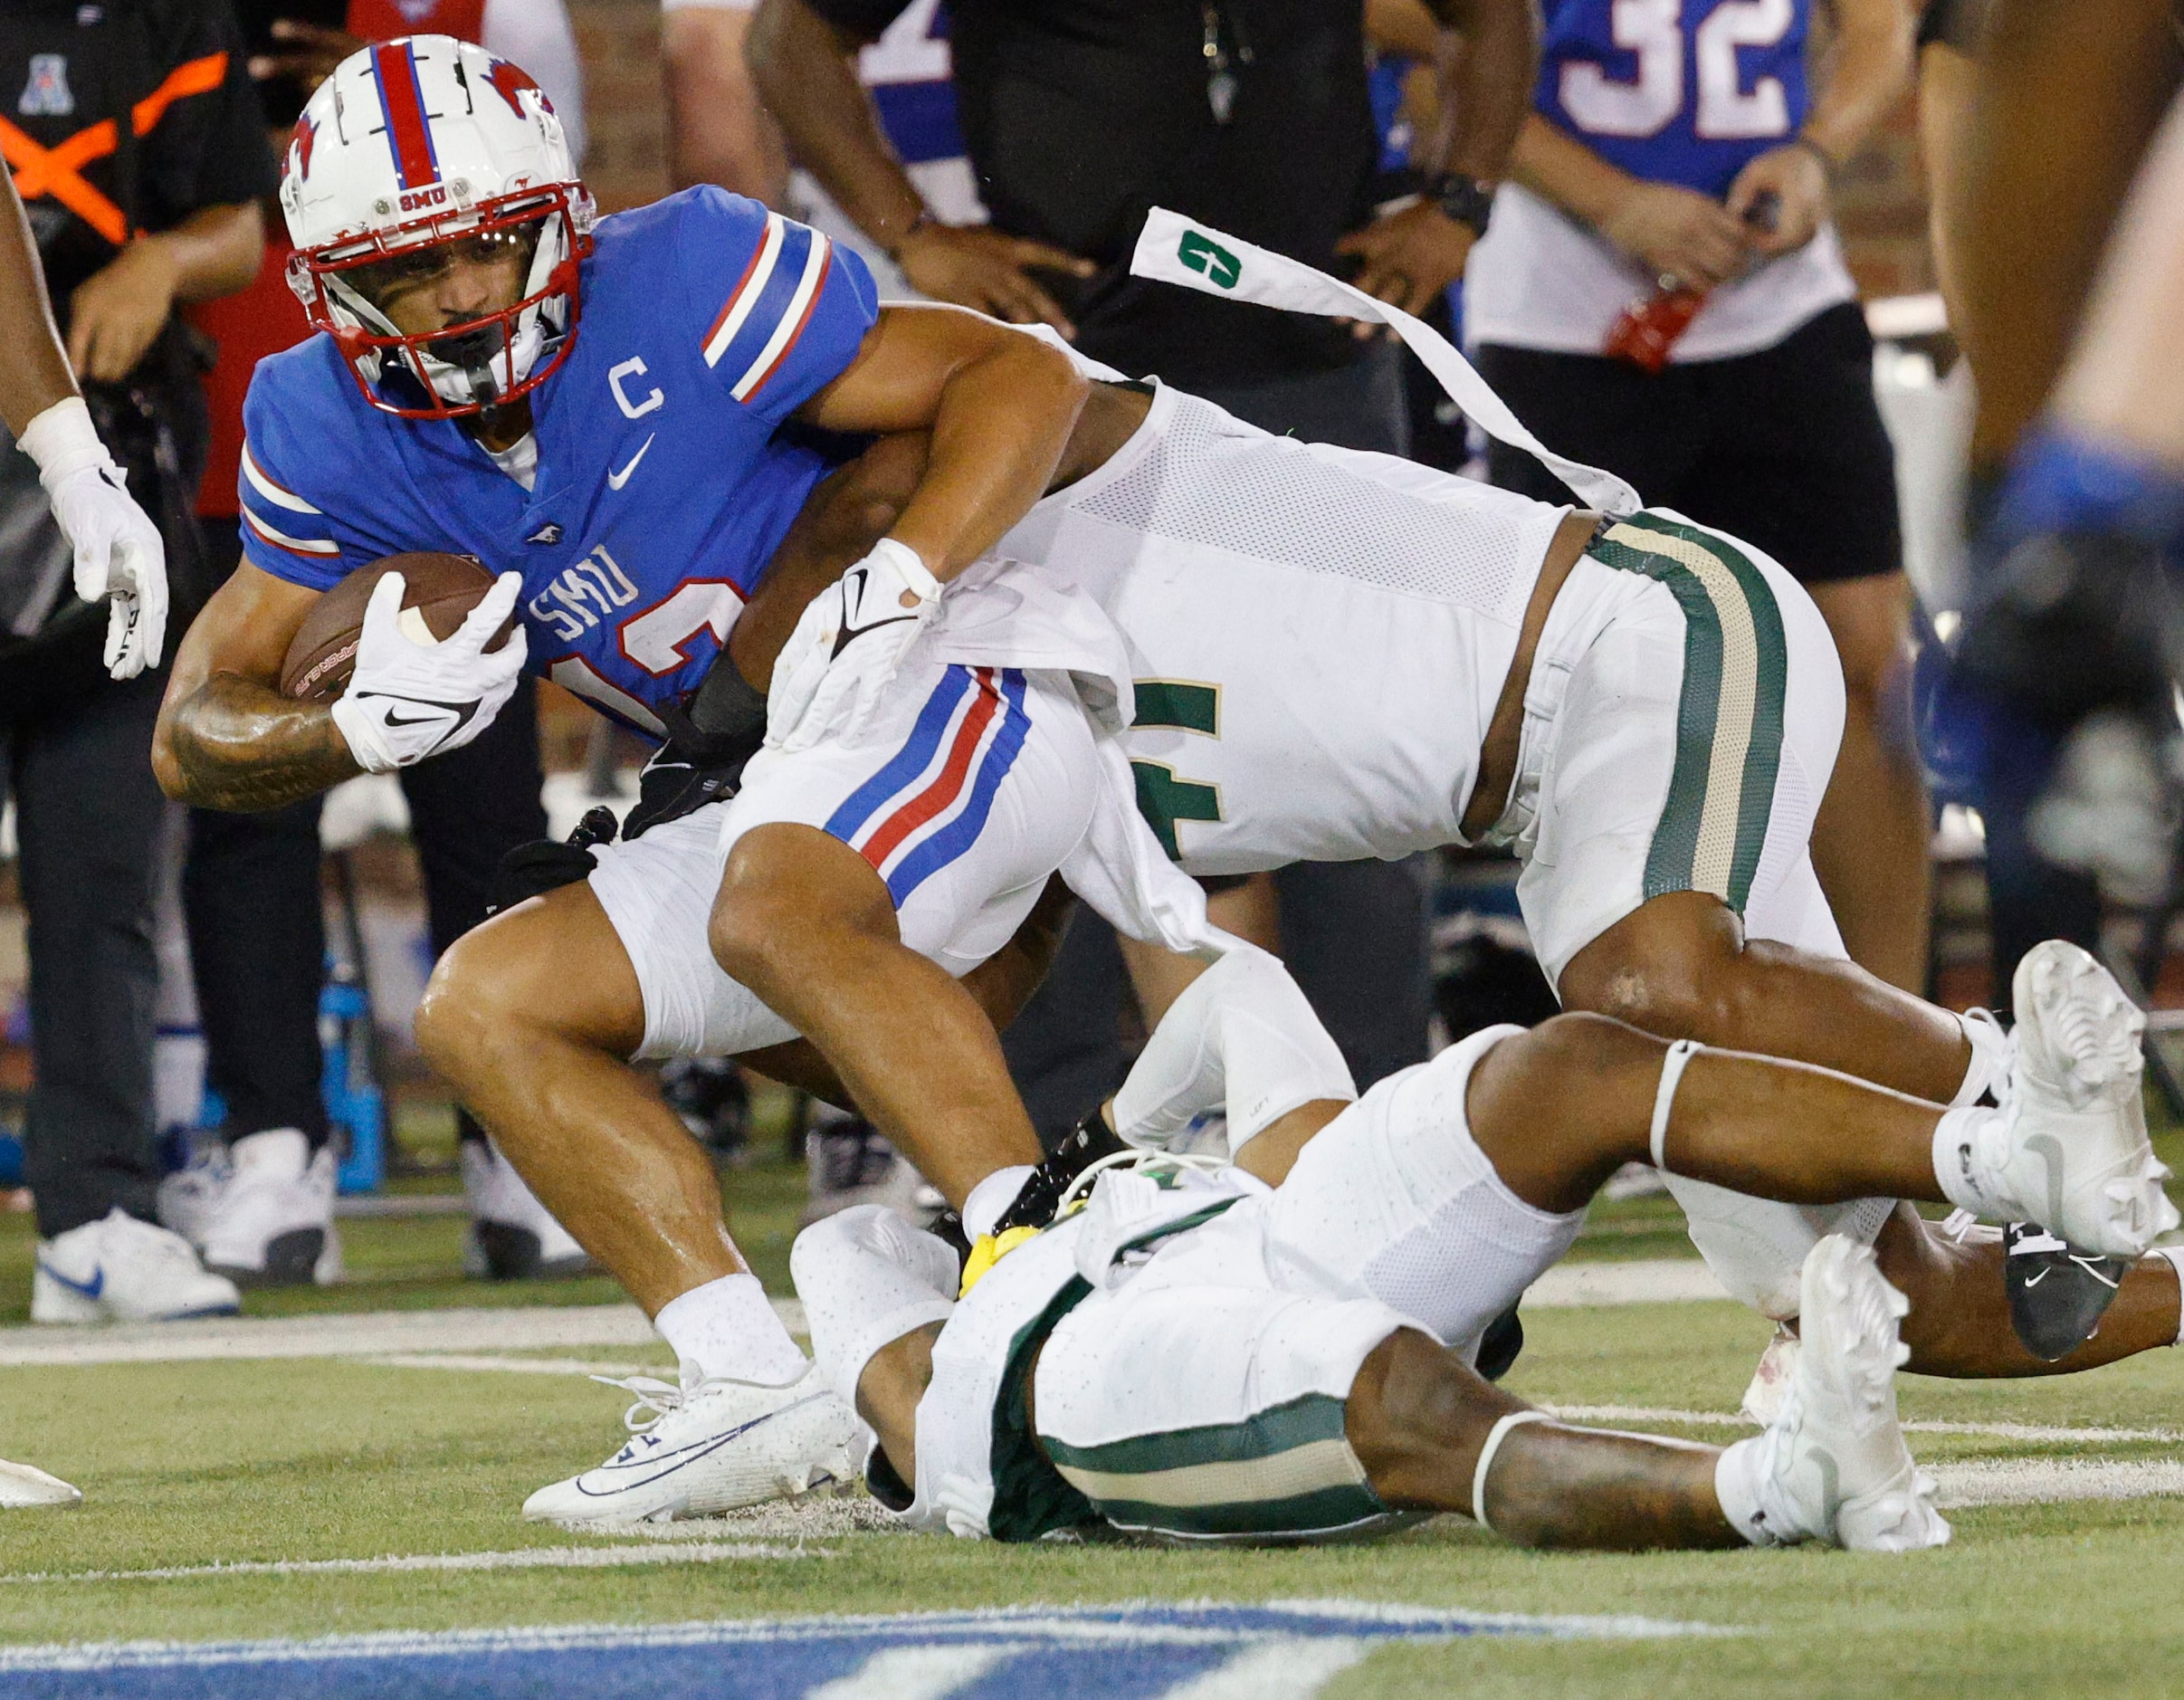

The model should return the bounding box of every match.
[279,552,514,702]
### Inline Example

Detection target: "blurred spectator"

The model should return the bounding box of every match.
[164,5,587,1285]
[749,0,1538,1151]
[1,0,269,1322]
[662,0,787,203]
[1465,0,1927,991]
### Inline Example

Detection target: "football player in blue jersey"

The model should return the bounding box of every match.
[1464,0,1928,998]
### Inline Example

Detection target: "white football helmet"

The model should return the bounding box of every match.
[281,34,595,419]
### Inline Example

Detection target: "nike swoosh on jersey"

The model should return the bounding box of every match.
[37,1261,102,1300]
[607,434,656,491]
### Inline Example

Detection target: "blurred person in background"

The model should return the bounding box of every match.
[1465,0,1929,995]
[1941,0,2184,942]
[748,0,1540,1164]
[159,0,591,1285]
[1,0,267,1323]
[0,157,165,1506]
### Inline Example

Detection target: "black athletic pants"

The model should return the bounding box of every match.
[5,670,171,1239]
[182,530,547,1152]
[998,341,1434,1145]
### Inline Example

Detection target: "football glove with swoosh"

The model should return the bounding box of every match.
[767,539,942,753]
[330,569,529,773]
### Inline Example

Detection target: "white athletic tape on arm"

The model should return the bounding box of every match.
[2155,1246,2184,1346]
[1471,1408,1553,1532]
[1649,1040,1703,1171]
[1130,208,1642,517]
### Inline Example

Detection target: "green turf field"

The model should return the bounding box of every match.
[2,1148,2180,1695]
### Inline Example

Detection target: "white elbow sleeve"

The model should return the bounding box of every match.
[789,1207,958,1410]
[1114,944,1357,1154]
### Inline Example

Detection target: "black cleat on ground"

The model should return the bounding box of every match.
[209,1227,325,1290]
[660,1057,752,1166]
[472,1220,596,1282]
[1474,1306,1524,1382]
[2004,1220,2127,1361]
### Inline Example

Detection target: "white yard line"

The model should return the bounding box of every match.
[1550,1403,2184,1446]
[1152,1637,1374,1699]
[1929,1457,2184,1507]
[0,1542,818,1586]
[0,1299,807,1367]
[805,1645,1030,1700]
[1524,1260,1732,1307]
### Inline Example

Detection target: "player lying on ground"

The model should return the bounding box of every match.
[154,41,2179,1515]
[791,937,2170,1552]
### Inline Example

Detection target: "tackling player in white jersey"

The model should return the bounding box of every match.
[789,935,2168,1553]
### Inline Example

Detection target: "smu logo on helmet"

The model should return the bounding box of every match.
[486,58,550,118]
[399,186,449,211]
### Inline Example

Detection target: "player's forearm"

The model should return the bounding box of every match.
[747,0,927,253]
[154,673,360,811]
[1958,0,2182,467]
[0,173,79,438]
[664,8,788,202]
[891,345,1088,578]
[1418,0,1541,183]
[1510,114,1643,233]
[1798,0,1915,167]
[153,201,267,306]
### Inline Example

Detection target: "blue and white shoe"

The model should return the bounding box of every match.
[521,1365,864,1525]
[31,1208,241,1323]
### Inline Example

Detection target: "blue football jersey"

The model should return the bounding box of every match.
[1535,0,1810,199]
[238,187,881,737]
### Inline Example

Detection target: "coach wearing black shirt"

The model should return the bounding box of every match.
[749,0,1539,1138]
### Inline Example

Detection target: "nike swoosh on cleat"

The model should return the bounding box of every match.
[575,1394,830,1497]
[607,434,655,491]
[2021,1267,2050,1287]
[37,1262,101,1300]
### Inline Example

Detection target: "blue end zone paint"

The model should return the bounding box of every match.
[0,1600,1731,1699]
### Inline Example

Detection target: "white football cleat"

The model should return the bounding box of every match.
[164,1131,342,1288]
[1959,941,2179,1259]
[462,1140,593,1280]
[32,1208,241,1323]
[522,1366,864,1525]
[0,1458,81,1509]
[1741,1236,1949,1552]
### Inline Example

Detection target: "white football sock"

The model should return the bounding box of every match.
[962,1165,1035,1241]
[654,1273,808,1388]
[1713,1433,1814,1547]
[1931,1104,2006,1218]
[1950,1009,2009,1107]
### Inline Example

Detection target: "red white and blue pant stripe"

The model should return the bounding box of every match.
[824,666,1031,906]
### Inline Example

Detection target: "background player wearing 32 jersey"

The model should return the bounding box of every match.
[1464,0,1930,994]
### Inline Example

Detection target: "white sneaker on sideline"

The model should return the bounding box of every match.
[1743,1236,1949,1552]
[462,1140,593,1281]
[32,1209,241,1323]
[522,1366,864,1525]
[1975,941,2179,1259]
[162,1131,342,1288]
[0,1459,81,1509]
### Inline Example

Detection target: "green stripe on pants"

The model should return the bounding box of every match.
[1588,513,1788,912]
[1044,1392,1388,1539]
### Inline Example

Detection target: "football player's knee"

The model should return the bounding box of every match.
[414,936,513,1084]
[1345,1330,1509,1496]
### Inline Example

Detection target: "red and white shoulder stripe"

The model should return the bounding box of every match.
[701,212,835,404]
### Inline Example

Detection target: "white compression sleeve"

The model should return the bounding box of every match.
[789,1207,959,1409]
[1112,945,1356,1152]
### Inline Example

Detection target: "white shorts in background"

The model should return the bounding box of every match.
[1032,1025,1581,1542]
[587,660,1098,1061]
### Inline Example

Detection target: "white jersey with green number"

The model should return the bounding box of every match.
[992,385,1573,874]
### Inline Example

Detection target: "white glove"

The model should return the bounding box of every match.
[767,538,942,753]
[19,396,168,679]
[330,569,529,773]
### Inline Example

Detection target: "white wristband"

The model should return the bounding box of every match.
[17,396,112,490]
[872,536,942,603]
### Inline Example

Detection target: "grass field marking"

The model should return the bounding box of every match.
[1930,1458,2184,1507]
[804,1644,1030,1700]
[1523,1260,1731,1308]
[0,1600,1738,1674]
[362,1353,668,1377]
[1152,1636,1373,1698]
[1546,1403,2184,1445]
[0,1299,807,1368]
[0,1542,820,1587]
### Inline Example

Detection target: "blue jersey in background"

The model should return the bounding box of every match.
[1535,0,1809,199]
[238,187,881,737]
